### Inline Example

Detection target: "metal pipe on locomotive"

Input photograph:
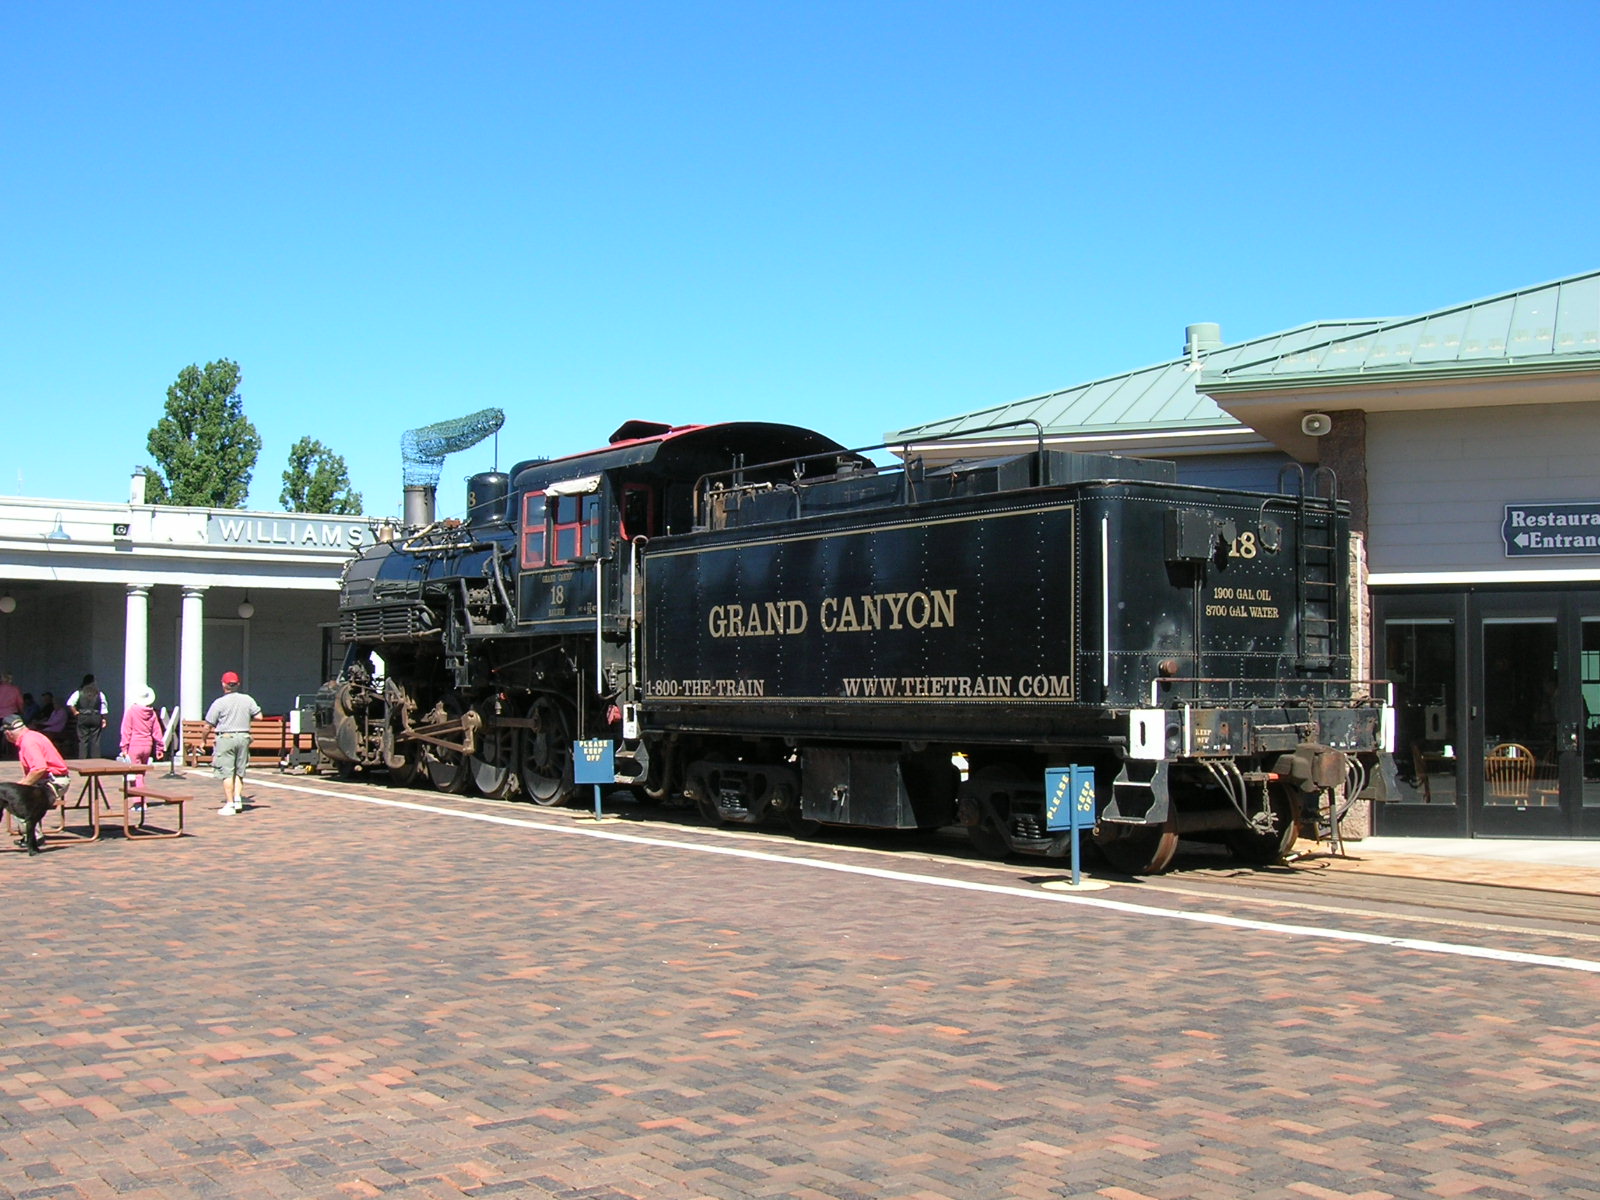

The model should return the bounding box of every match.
[314,419,1393,873]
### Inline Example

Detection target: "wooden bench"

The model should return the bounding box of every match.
[181,717,293,768]
[113,784,186,839]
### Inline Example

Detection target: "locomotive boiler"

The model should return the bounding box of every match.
[315,419,1393,873]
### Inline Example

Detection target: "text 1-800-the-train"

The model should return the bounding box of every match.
[315,419,1393,873]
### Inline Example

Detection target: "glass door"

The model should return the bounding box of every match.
[1471,613,1564,836]
[1377,588,1600,839]
[1376,596,1465,836]
[1576,615,1600,835]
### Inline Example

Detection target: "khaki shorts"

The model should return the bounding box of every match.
[212,732,252,780]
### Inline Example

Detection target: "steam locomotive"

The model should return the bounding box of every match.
[314,419,1393,873]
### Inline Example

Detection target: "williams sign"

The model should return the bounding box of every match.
[1503,502,1600,557]
[207,515,375,551]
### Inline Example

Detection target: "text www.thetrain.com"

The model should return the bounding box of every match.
[644,674,1072,699]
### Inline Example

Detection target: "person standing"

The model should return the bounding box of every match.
[67,674,108,759]
[120,685,167,766]
[0,673,23,719]
[204,671,260,815]
[0,675,22,760]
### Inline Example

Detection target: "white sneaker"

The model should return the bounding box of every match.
[217,802,240,815]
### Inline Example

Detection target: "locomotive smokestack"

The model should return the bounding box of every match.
[403,483,436,527]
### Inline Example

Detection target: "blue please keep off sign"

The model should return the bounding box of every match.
[573,739,615,784]
[1044,766,1096,833]
[1503,502,1600,557]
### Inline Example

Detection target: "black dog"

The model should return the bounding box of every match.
[1,780,56,856]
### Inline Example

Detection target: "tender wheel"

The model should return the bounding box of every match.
[1094,811,1179,875]
[965,819,1010,858]
[684,766,721,824]
[470,710,518,800]
[638,738,678,805]
[422,694,472,794]
[959,764,1028,859]
[519,694,574,806]
[1225,783,1300,865]
[774,781,820,838]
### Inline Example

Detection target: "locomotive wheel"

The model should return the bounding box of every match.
[388,746,423,788]
[422,695,473,794]
[1225,783,1300,865]
[384,679,423,787]
[470,722,518,800]
[520,694,574,806]
[1094,811,1179,875]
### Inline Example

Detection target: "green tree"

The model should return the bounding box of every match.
[134,468,169,504]
[281,437,364,514]
[145,359,261,507]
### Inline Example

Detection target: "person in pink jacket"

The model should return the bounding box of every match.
[120,686,167,765]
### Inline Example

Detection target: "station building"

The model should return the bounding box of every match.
[0,469,369,727]
[892,268,1600,840]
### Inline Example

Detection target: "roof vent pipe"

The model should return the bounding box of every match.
[1184,322,1223,368]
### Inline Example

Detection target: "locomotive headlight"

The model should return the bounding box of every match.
[1166,724,1184,756]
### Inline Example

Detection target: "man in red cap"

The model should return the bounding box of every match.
[204,670,261,815]
[3,713,71,848]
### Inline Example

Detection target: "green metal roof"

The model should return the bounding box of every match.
[886,320,1386,444]
[1204,270,1600,393]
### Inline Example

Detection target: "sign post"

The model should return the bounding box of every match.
[1044,766,1096,887]
[161,706,184,779]
[573,739,615,820]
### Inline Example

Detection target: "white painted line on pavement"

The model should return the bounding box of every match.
[257,779,1600,976]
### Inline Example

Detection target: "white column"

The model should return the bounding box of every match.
[180,586,207,720]
[124,584,151,711]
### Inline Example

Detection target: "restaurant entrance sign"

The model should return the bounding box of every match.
[1503,502,1600,557]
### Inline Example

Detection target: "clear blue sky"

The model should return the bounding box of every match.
[4,1,1597,517]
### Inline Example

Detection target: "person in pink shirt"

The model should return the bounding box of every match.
[5,713,70,797]
[4,713,71,850]
[0,673,22,718]
[0,674,22,760]
[120,686,167,765]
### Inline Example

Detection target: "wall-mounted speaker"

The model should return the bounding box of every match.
[1300,412,1333,437]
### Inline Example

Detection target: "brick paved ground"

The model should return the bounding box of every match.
[3,770,1599,1199]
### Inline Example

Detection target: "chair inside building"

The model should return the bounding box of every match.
[1484,742,1534,802]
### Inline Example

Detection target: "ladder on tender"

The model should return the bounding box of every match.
[1278,465,1341,671]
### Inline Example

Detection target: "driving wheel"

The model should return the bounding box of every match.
[421,694,472,794]
[470,718,518,800]
[519,694,574,806]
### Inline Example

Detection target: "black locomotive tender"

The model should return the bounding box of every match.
[316,419,1393,873]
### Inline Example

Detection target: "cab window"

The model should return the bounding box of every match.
[552,494,602,563]
[519,492,547,568]
[621,484,655,540]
